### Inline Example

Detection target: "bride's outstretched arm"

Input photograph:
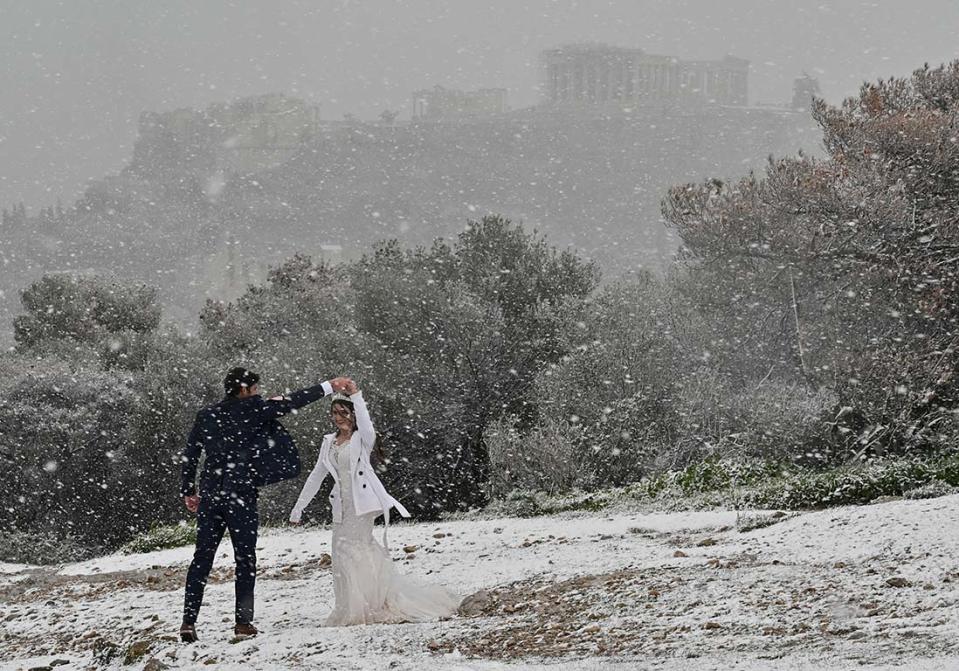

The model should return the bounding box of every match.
[348,388,376,451]
[290,454,329,523]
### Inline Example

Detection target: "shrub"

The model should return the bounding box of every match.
[486,416,580,497]
[626,457,790,500]
[578,390,674,488]
[664,61,959,459]
[903,481,957,500]
[618,455,959,511]
[673,373,837,465]
[479,488,612,519]
[740,458,955,509]
[121,521,197,554]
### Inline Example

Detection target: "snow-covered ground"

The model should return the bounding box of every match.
[2,497,959,670]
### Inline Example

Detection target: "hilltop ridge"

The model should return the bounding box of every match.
[0,93,819,340]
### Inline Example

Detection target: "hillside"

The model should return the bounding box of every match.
[3,496,959,669]
[0,101,819,341]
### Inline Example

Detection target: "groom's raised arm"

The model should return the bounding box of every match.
[257,377,352,419]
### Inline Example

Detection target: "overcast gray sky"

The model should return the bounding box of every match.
[2,0,958,210]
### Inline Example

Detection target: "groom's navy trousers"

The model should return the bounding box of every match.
[183,487,258,625]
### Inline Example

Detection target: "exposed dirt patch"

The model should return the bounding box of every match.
[436,555,959,662]
[0,554,332,606]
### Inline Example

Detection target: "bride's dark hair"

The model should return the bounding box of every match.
[331,399,387,467]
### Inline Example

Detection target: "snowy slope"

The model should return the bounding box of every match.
[2,498,959,670]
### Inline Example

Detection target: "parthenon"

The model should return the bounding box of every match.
[541,44,749,107]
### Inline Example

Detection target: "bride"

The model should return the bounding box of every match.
[289,380,460,626]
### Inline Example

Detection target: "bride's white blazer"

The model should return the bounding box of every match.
[289,391,410,528]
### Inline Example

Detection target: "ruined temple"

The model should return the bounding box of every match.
[540,43,749,107]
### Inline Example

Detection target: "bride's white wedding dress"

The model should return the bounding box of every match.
[326,439,460,626]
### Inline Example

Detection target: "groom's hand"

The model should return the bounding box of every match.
[184,495,200,514]
[330,377,353,392]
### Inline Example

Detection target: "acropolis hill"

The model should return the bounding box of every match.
[0,44,821,337]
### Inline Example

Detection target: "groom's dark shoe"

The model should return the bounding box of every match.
[234,623,258,639]
[180,623,198,643]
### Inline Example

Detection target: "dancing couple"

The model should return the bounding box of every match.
[177,367,459,641]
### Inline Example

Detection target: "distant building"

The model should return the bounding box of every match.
[792,74,821,111]
[680,57,750,106]
[540,43,748,107]
[208,94,322,174]
[135,94,322,176]
[411,86,508,121]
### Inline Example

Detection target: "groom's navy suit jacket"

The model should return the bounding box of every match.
[179,382,330,498]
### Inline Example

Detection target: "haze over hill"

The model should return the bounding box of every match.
[0,77,820,340]
[3,1,959,342]
[3,0,959,210]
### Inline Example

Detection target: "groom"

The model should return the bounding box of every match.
[179,367,352,642]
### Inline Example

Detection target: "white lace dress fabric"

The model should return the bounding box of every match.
[326,439,461,626]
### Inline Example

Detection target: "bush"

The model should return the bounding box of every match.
[673,373,837,465]
[0,530,101,565]
[121,521,197,554]
[0,274,217,563]
[664,61,959,459]
[578,390,674,488]
[14,274,161,350]
[616,454,959,511]
[522,277,682,487]
[204,218,600,515]
[486,416,580,497]
[741,457,958,509]
[623,457,789,501]
[903,481,957,500]
[477,488,612,519]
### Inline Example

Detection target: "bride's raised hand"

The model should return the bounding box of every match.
[330,376,353,393]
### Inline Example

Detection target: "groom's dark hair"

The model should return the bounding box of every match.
[224,367,260,396]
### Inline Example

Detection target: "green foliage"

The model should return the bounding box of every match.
[121,521,197,554]
[629,457,788,500]
[672,373,837,464]
[0,274,215,561]
[628,454,959,510]
[486,415,580,497]
[202,216,600,516]
[535,277,680,429]
[486,274,839,496]
[903,480,957,500]
[0,362,141,546]
[663,60,959,459]
[14,274,161,350]
[479,488,612,519]
[486,276,684,494]
[748,457,959,509]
